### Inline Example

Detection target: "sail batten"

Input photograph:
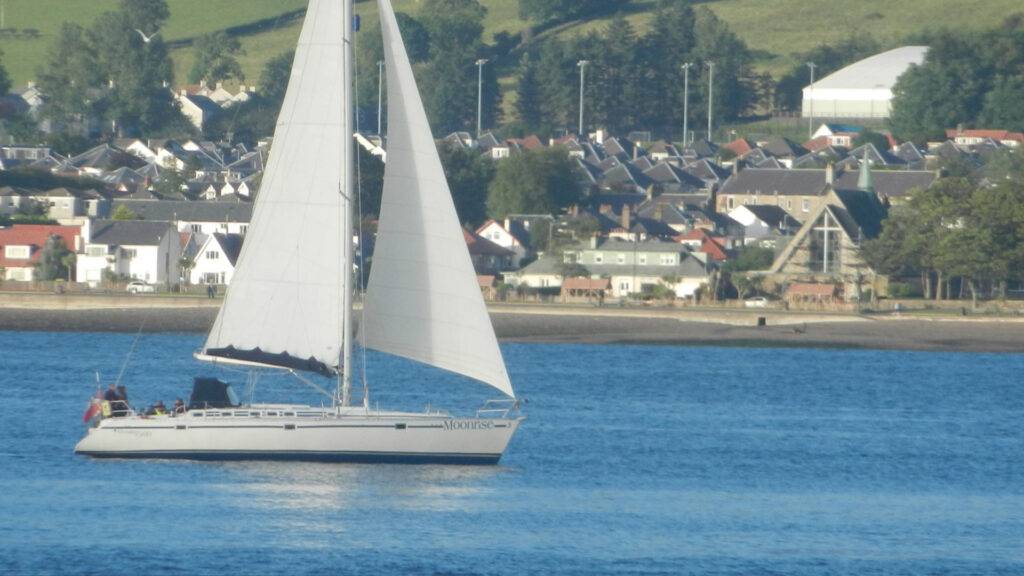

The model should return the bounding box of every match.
[360,0,514,398]
[200,0,348,374]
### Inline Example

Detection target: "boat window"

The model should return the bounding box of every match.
[192,413,203,418]
[284,412,295,417]
[250,413,260,418]
[266,411,278,417]
[234,412,248,417]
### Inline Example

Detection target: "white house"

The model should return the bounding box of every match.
[76,219,181,286]
[189,232,244,285]
[727,204,799,245]
[475,219,531,267]
[109,200,252,236]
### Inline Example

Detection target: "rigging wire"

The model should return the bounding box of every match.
[353,15,371,407]
[114,314,147,386]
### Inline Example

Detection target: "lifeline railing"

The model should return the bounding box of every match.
[476,399,521,419]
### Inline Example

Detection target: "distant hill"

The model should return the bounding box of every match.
[2,0,1020,96]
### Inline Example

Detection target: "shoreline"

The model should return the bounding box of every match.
[2,300,1024,353]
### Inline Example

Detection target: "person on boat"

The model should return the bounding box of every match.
[172,398,185,415]
[146,401,167,416]
[102,383,119,418]
[113,385,129,417]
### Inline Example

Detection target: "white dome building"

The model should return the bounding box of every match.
[802,46,928,119]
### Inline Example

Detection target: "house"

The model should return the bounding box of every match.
[0,145,52,170]
[76,219,182,286]
[189,232,243,285]
[175,90,221,130]
[476,218,531,267]
[716,165,937,220]
[673,229,730,262]
[463,228,515,274]
[510,237,709,298]
[812,123,864,148]
[0,224,81,281]
[946,129,1023,148]
[727,204,799,246]
[768,188,887,297]
[68,144,146,176]
[478,274,499,301]
[110,200,252,235]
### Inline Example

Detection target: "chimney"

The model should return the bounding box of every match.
[825,162,834,185]
[599,204,612,215]
[632,144,639,161]
[621,204,632,230]
[645,184,655,202]
[590,234,599,249]
[504,217,512,232]
[732,161,739,176]
[216,81,224,90]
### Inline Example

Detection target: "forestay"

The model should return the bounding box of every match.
[360,0,515,398]
[201,0,347,377]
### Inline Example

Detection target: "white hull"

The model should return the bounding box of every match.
[75,405,523,465]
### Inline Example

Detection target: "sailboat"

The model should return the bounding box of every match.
[74,0,523,464]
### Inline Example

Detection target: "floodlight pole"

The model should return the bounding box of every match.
[706,62,714,142]
[806,62,816,140]
[476,58,487,138]
[376,60,384,136]
[577,60,590,137]
[681,62,693,146]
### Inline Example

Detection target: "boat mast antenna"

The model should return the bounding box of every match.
[339,0,356,408]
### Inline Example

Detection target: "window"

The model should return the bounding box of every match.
[660,254,675,265]
[802,199,810,212]
[786,199,792,210]
[616,253,626,264]
[638,255,647,265]
[4,246,30,259]
[593,252,603,264]
[727,197,735,209]
[205,250,219,260]
[121,248,137,259]
[191,224,202,233]
[240,225,248,235]
[203,272,220,284]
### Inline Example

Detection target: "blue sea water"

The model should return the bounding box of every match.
[0,330,1022,575]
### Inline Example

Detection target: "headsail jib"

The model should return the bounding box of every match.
[359,0,515,399]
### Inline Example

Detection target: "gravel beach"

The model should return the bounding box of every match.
[2,305,1023,353]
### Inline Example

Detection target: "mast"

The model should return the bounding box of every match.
[340,0,355,407]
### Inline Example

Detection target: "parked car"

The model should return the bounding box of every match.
[126,281,155,294]
[744,296,769,308]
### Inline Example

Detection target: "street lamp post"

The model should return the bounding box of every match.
[806,62,816,140]
[681,62,693,146]
[705,61,714,142]
[475,58,487,138]
[376,60,384,136]
[577,60,590,137]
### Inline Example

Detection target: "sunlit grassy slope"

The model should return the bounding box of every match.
[1,0,1019,93]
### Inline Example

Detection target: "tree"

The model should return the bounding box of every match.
[514,53,543,131]
[259,50,295,106]
[188,32,244,86]
[730,273,763,299]
[152,169,188,199]
[118,0,170,36]
[0,50,11,96]
[487,147,582,219]
[35,235,72,281]
[555,261,589,279]
[438,144,495,225]
[178,256,195,285]
[111,204,141,220]
[853,129,890,151]
[37,23,103,128]
[722,245,774,272]
[979,74,1024,131]
[518,0,626,25]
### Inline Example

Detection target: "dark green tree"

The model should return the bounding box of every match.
[438,143,496,225]
[722,246,774,272]
[0,50,11,96]
[188,32,244,86]
[853,129,890,150]
[692,8,755,133]
[979,75,1024,131]
[259,50,294,105]
[35,235,72,281]
[118,0,170,36]
[37,23,103,128]
[514,53,543,131]
[518,0,627,25]
[487,147,582,219]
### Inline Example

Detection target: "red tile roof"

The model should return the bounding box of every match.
[477,274,497,288]
[786,283,838,297]
[946,129,1024,142]
[561,277,610,290]
[673,229,728,262]
[0,224,81,268]
[802,135,831,153]
[722,138,754,157]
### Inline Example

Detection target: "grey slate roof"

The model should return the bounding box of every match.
[89,220,175,246]
[743,204,796,229]
[111,199,253,223]
[720,168,937,199]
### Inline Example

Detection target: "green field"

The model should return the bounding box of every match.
[1,0,1019,94]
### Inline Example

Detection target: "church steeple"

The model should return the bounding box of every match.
[857,148,874,193]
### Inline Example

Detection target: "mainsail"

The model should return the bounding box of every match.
[361,0,515,398]
[200,0,348,376]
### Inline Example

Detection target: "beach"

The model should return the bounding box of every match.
[1,295,1023,353]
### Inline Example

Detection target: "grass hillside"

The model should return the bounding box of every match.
[1,0,1020,93]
